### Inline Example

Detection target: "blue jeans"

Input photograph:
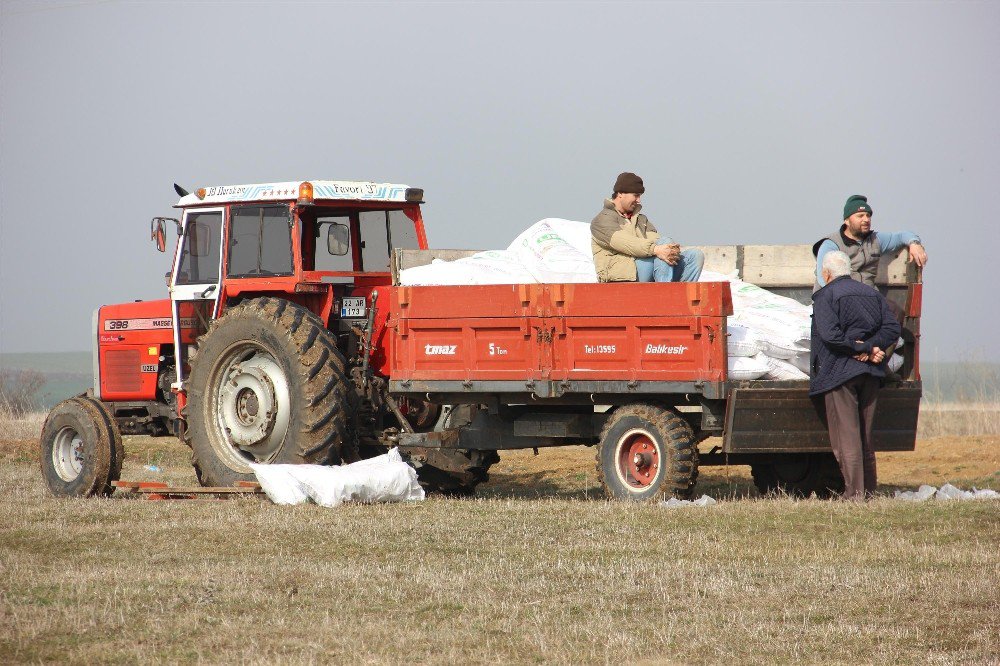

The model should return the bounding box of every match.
[636,238,705,282]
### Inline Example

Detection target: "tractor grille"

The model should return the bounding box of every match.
[104,349,142,393]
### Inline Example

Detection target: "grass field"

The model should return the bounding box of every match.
[1,422,998,664]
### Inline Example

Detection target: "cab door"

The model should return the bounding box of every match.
[169,208,225,391]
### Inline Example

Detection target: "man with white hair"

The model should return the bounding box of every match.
[810,250,901,500]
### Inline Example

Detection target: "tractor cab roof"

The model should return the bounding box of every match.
[174,180,423,208]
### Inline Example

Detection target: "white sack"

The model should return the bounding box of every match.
[526,218,594,256]
[400,251,534,285]
[894,484,1000,501]
[728,353,770,380]
[789,350,812,374]
[252,449,424,507]
[660,495,717,508]
[249,463,311,505]
[506,219,597,283]
[758,336,810,361]
[727,324,761,357]
[764,356,809,381]
[935,483,1000,501]
[893,484,938,502]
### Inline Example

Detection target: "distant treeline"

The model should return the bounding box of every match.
[1,352,998,410]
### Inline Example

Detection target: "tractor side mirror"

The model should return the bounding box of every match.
[150,218,168,252]
[327,222,351,256]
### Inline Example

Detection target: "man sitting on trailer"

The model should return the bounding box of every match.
[810,250,901,501]
[812,194,927,292]
[590,172,704,283]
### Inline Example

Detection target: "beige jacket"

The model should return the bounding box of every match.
[590,199,660,282]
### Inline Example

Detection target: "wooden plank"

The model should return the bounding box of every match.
[113,480,263,495]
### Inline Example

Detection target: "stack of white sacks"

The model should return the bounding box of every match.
[400,219,900,382]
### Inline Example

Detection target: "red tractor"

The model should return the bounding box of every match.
[40,179,923,502]
[41,180,486,497]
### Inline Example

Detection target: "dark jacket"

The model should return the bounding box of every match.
[809,275,901,396]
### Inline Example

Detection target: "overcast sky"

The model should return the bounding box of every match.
[1,0,997,362]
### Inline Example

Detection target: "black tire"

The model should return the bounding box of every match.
[185,297,352,487]
[76,396,125,487]
[750,453,845,498]
[40,397,120,497]
[416,448,500,496]
[596,403,698,501]
[415,404,498,495]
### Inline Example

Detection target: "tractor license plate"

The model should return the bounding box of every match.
[341,297,366,318]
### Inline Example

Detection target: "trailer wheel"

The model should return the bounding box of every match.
[596,404,698,501]
[40,397,122,497]
[186,298,352,487]
[750,453,845,498]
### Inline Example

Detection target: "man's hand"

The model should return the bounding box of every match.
[871,346,885,364]
[653,243,681,265]
[853,352,870,362]
[907,242,928,267]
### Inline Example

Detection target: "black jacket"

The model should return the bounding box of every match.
[809,276,901,396]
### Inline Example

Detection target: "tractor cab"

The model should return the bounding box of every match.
[155,181,428,401]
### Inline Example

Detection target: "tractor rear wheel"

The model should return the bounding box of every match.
[750,453,845,498]
[40,397,122,497]
[596,403,698,501]
[185,298,352,487]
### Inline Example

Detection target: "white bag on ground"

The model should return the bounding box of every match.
[251,449,424,507]
[249,463,310,505]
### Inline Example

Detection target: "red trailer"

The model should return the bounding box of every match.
[387,247,922,500]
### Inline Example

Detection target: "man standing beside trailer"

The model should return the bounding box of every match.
[590,172,704,283]
[810,251,902,500]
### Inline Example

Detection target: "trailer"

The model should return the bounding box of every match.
[388,245,922,499]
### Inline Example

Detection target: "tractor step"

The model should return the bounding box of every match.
[112,480,263,500]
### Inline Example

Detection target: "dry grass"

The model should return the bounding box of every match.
[2,431,999,664]
[918,402,1000,438]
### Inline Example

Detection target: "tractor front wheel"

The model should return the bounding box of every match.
[40,397,123,497]
[185,298,352,487]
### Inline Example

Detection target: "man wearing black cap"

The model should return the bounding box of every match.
[812,194,927,292]
[590,172,704,283]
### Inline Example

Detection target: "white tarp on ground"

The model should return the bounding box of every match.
[894,483,1000,501]
[250,448,425,507]
[399,219,858,381]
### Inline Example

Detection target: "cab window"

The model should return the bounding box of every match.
[175,211,222,285]
[313,215,354,271]
[359,209,421,272]
[228,205,293,277]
